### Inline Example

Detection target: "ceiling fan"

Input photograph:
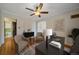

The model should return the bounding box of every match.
[25,3,48,18]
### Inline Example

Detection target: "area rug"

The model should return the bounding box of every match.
[20,43,40,55]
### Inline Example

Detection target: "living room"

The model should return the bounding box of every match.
[0,3,79,55]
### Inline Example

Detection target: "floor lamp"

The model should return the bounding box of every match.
[46,29,52,49]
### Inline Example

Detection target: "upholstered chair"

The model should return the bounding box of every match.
[36,32,44,43]
[70,35,79,54]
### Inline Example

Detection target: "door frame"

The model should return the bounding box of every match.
[4,18,17,39]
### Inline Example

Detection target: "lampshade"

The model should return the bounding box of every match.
[46,29,52,36]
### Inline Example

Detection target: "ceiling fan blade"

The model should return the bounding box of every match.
[40,11,48,14]
[39,3,43,10]
[35,3,43,12]
[30,13,35,16]
[25,8,34,11]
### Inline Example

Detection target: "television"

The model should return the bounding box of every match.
[23,32,34,38]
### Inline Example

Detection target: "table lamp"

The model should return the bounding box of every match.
[46,29,52,49]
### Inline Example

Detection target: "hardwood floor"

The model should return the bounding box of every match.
[0,37,17,55]
[0,37,69,55]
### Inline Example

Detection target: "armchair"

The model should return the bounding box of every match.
[70,35,79,54]
[64,35,79,55]
[36,32,44,43]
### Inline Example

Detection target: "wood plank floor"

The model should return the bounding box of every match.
[0,37,17,55]
[0,37,70,55]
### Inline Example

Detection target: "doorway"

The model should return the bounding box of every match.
[4,17,17,38]
[12,22,17,37]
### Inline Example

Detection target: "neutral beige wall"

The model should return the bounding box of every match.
[0,10,1,36]
[0,10,1,45]
[16,18,34,35]
[0,10,35,45]
[0,9,35,41]
[23,19,34,32]
[46,9,79,36]
[45,9,79,52]
[17,18,24,35]
[35,9,79,47]
[46,17,65,37]
[0,10,5,45]
[0,12,4,44]
[65,16,79,35]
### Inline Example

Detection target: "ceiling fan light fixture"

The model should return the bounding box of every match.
[25,3,48,18]
[35,12,40,16]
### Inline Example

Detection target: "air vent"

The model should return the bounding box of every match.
[71,14,79,19]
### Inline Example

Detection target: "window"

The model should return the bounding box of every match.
[37,21,46,33]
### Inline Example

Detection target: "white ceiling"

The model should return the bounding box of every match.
[0,3,79,20]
